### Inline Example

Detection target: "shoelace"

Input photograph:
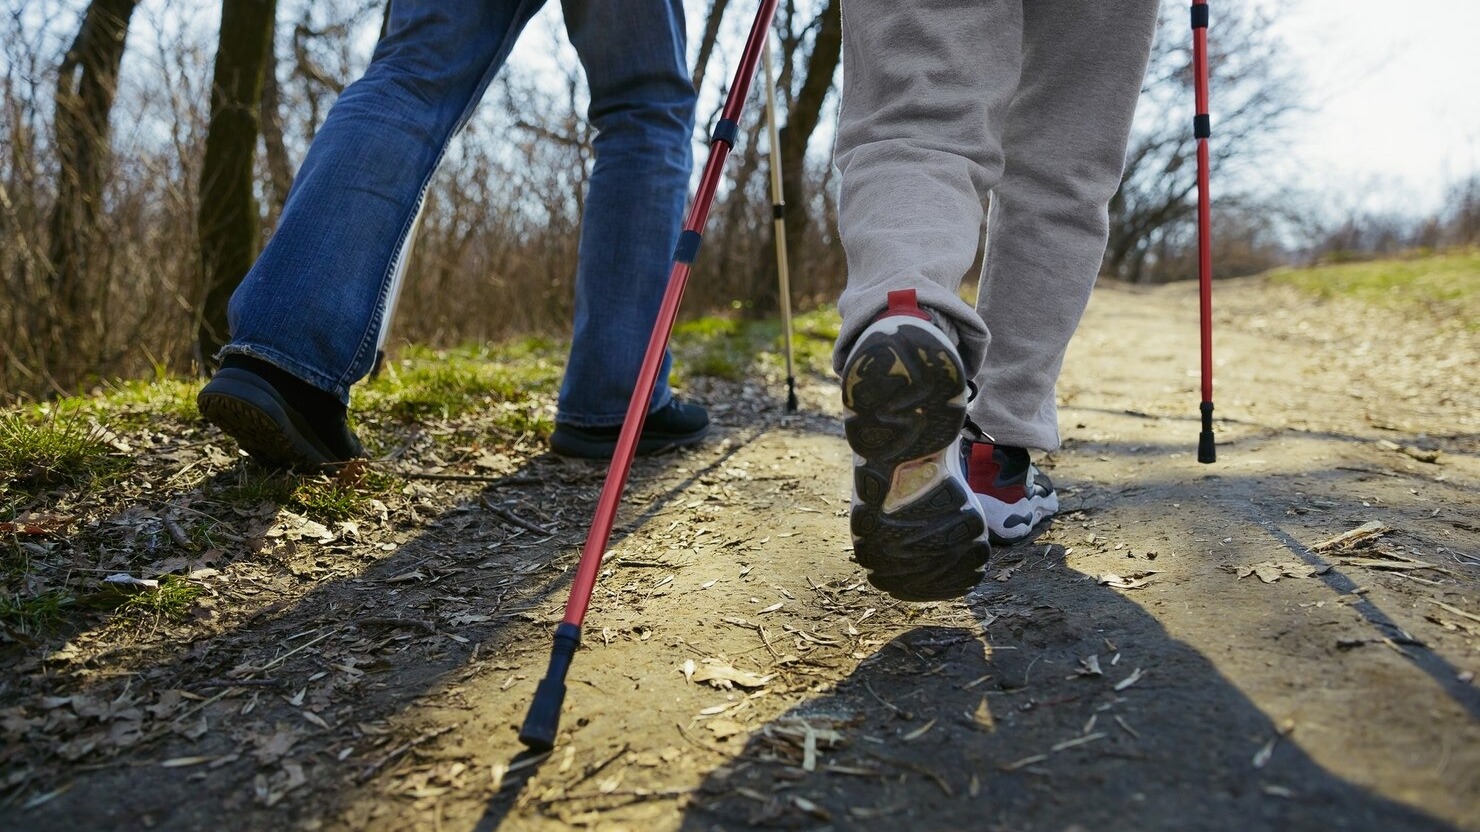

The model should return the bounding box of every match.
[962,381,995,443]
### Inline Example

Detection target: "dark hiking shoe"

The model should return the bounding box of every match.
[197,358,365,471]
[549,398,710,459]
[842,289,990,602]
[964,438,1059,544]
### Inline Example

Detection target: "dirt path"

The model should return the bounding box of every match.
[7,278,1478,831]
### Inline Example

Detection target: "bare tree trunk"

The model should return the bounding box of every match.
[45,0,139,364]
[197,0,278,367]
[259,14,294,225]
[691,0,732,93]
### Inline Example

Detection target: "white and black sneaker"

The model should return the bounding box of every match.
[963,435,1059,544]
[841,290,991,601]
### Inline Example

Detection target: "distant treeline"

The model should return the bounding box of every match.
[2,0,1475,401]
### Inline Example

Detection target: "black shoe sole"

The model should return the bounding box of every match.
[843,321,990,601]
[198,368,343,471]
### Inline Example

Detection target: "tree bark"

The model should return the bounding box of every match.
[259,14,294,225]
[691,0,732,93]
[197,0,278,367]
[46,0,139,342]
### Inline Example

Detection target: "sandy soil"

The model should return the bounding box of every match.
[5,277,1477,831]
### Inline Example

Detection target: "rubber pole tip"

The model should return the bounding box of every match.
[1198,430,1216,464]
[517,678,566,751]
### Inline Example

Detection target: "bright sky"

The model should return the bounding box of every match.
[1268,0,1480,215]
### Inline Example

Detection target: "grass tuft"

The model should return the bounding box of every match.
[212,467,398,523]
[0,589,75,635]
[118,576,203,622]
[0,409,131,489]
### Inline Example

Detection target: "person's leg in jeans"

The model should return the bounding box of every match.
[550,0,710,459]
[963,0,1157,544]
[201,0,550,468]
[225,0,548,397]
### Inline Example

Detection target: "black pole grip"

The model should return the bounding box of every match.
[518,623,581,750]
[1198,401,1216,464]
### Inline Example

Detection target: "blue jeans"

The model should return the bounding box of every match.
[224,0,694,427]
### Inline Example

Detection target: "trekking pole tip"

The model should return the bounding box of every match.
[518,623,581,751]
[785,377,798,413]
[1197,401,1216,464]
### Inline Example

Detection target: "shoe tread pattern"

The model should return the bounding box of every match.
[198,389,328,471]
[844,325,989,601]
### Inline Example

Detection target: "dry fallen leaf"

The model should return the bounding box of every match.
[1310,521,1390,552]
[103,574,159,590]
[1098,571,1159,589]
[705,718,748,739]
[970,697,996,732]
[692,661,774,690]
[1114,667,1145,691]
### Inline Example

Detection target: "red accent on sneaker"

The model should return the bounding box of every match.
[967,442,1027,502]
[883,289,932,321]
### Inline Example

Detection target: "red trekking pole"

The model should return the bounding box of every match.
[519,0,781,751]
[1192,0,1216,464]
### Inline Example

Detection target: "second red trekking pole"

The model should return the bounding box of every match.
[1193,0,1216,464]
[519,0,782,752]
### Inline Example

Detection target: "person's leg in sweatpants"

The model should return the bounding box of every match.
[961,0,1158,545]
[971,0,1159,452]
[831,0,1024,601]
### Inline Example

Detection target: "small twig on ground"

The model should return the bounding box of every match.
[863,681,908,719]
[356,617,435,632]
[481,497,554,536]
[675,722,733,756]
[255,629,338,675]
[1429,600,1480,625]
[567,742,631,791]
[537,787,693,807]
[162,511,192,549]
[401,471,543,485]
[195,678,282,689]
[359,725,457,783]
[861,749,954,796]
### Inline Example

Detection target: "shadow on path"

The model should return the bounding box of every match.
[677,548,1461,831]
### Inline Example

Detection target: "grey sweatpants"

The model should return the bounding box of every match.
[832,0,1160,451]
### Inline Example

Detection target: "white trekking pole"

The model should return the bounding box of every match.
[372,202,424,378]
[763,31,799,412]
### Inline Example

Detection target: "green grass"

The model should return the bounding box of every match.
[0,408,131,489]
[671,306,841,384]
[359,340,562,424]
[117,575,202,622]
[92,375,201,425]
[289,471,397,522]
[213,467,397,523]
[0,589,74,635]
[215,468,299,508]
[1268,248,1480,327]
